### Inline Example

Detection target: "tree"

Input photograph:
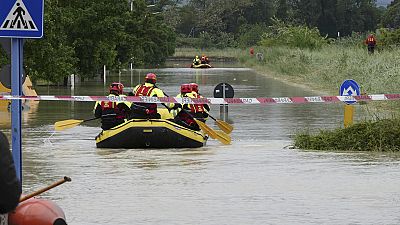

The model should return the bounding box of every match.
[23,0,176,83]
[24,0,77,84]
[0,46,9,68]
[276,0,289,20]
[381,0,400,28]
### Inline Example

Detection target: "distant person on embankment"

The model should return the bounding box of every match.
[0,131,22,214]
[365,34,377,54]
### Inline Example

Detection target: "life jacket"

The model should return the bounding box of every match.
[134,84,157,114]
[186,92,206,113]
[367,37,376,45]
[193,58,200,65]
[100,95,125,120]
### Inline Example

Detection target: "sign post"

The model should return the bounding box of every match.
[0,0,44,183]
[340,79,360,128]
[213,83,234,121]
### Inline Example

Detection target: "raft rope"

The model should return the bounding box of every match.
[1,94,400,105]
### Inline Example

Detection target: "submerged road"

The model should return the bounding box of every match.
[2,63,400,224]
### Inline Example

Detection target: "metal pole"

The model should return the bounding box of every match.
[71,74,75,113]
[103,65,106,86]
[130,0,133,11]
[222,83,227,121]
[130,63,133,87]
[11,38,23,183]
[70,74,75,90]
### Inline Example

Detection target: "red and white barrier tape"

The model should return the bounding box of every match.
[1,94,400,105]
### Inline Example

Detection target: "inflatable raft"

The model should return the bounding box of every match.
[191,63,212,69]
[95,118,207,148]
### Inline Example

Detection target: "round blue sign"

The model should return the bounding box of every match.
[339,79,360,105]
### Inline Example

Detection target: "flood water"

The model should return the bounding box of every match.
[1,62,400,225]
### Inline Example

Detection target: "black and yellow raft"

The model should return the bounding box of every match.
[95,110,207,149]
[191,63,212,68]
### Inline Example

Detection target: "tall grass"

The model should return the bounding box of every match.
[240,45,400,96]
[294,118,400,151]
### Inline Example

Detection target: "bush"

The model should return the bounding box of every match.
[259,19,328,50]
[237,23,268,48]
[378,28,400,48]
[332,32,365,47]
[176,36,201,48]
[294,118,400,151]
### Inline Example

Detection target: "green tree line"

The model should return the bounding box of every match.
[170,0,400,48]
[23,0,175,84]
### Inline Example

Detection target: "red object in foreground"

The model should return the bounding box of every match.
[8,198,67,225]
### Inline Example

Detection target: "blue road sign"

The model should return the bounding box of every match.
[0,0,44,38]
[340,79,360,104]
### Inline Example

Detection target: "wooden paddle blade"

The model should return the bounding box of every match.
[215,130,231,145]
[54,119,84,131]
[194,119,218,139]
[216,120,233,134]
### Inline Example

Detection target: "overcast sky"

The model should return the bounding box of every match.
[377,0,392,6]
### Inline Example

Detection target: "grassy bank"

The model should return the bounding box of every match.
[239,45,400,96]
[294,118,400,152]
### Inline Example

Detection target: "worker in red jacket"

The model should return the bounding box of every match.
[365,34,377,54]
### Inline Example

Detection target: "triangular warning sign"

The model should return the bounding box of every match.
[0,0,38,31]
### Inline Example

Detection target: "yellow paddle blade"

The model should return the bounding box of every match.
[216,120,233,134]
[54,119,84,131]
[215,130,231,145]
[194,119,218,139]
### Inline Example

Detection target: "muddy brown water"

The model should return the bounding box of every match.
[1,62,399,225]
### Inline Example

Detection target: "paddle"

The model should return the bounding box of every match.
[207,113,233,134]
[215,130,231,145]
[159,91,230,145]
[19,176,72,203]
[183,110,231,145]
[54,118,99,131]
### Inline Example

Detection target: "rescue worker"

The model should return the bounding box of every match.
[189,82,210,122]
[171,83,210,131]
[192,55,201,67]
[200,54,210,64]
[0,131,22,214]
[94,82,131,130]
[130,73,166,119]
[365,34,376,54]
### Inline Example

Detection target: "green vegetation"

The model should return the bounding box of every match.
[294,118,400,151]
[174,21,400,151]
[0,46,9,68]
[173,0,380,48]
[259,20,330,50]
[240,45,400,96]
[23,0,175,84]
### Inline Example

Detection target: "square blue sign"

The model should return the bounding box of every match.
[0,0,44,38]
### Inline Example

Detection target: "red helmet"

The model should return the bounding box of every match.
[145,73,157,83]
[189,83,199,93]
[180,84,191,94]
[109,82,124,95]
